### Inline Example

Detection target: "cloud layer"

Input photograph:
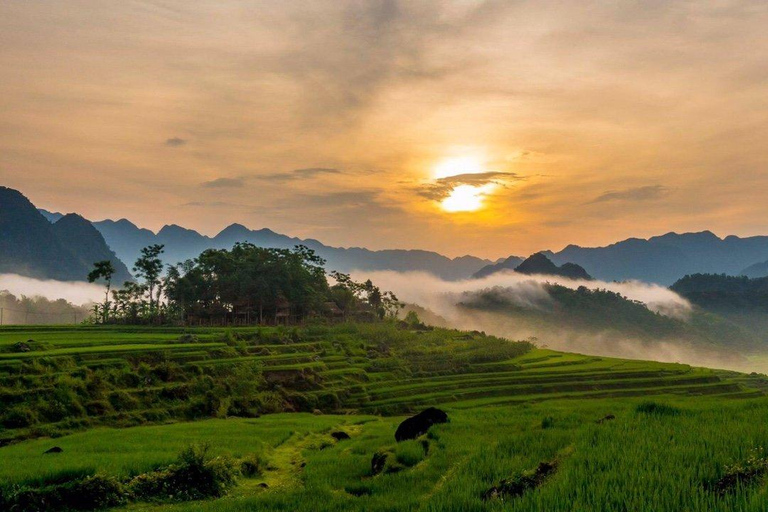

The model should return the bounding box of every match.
[3,1,768,257]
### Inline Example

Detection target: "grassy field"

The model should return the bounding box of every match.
[2,324,768,511]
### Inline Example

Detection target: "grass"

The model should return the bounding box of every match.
[2,323,768,510]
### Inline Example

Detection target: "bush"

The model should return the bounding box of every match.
[129,444,237,502]
[2,405,38,428]
[239,453,268,477]
[636,401,681,416]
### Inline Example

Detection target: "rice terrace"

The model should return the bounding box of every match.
[3,323,768,511]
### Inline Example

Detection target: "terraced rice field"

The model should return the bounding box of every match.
[3,324,768,511]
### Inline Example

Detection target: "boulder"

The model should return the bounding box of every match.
[44,446,63,454]
[371,451,388,475]
[394,407,448,442]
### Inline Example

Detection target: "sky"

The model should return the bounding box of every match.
[2,0,768,259]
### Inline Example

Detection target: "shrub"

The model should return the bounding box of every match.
[636,401,681,416]
[239,452,268,477]
[2,405,38,428]
[129,444,237,502]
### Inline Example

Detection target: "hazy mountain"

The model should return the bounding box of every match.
[472,255,524,279]
[534,231,768,285]
[740,260,768,278]
[0,187,128,282]
[38,209,64,223]
[460,282,757,351]
[472,253,591,280]
[88,218,491,280]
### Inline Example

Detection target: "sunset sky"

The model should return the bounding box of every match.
[2,1,768,259]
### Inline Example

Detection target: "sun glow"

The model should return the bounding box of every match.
[433,155,484,179]
[441,184,494,213]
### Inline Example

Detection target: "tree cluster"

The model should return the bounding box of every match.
[88,243,400,325]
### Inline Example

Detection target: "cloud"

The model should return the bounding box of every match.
[201,177,245,188]
[589,185,669,204]
[165,137,186,147]
[416,171,521,201]
[259,168,342,182]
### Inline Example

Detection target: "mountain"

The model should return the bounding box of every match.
[52,214,132,284]
[515,253,592,280]
[0,187,129,282]
[472,255,524,279]
[38,209,64,223]
[740,260,768,278]
[473,253,592,280]
[536,231,768,285]
[90,220,491,280]
[671,273,768,346]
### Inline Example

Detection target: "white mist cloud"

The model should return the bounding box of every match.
[0,274,103,305]
[353,269,692,321]
[350,269,765,372]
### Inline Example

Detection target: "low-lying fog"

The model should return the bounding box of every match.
[0,274,104,305]
[353,270,766,374]
[2,271,765,373]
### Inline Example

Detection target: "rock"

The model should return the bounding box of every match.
[44,446,63,454]
[331,431,351,441]
[596,414,616,424]
[483,461,557,500]
[371,451,388,475]
[13,341,31,353]
[394,407,448,442]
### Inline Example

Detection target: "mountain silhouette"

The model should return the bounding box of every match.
[83,216,491,280]
[0,187,129,282]
[515,253,593,280]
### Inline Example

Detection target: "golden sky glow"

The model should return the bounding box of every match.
[3,1,768,258]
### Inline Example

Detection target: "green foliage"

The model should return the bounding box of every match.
[635,401,681,416]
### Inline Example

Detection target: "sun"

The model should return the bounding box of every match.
[433,156,484,180]
[431,154,495,213]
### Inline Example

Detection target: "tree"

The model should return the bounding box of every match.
[87,260,115,323]
[133,244,165,318]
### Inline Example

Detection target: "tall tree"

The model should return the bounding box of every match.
[133,244,165,317]
[87,260,115,323]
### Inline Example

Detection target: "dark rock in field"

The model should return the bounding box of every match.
[394,407,448,442]
[331,431,351,441]
[371,451,389,475]
[596,414,615,424]
[44,446,63,454]
[13,341,31,353]
[483,461,557,501]
[258,482,269,489]
[711,461,768,495]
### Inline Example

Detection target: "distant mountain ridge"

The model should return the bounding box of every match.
[534,231,768,285]
[79,218,493,281]
[0,187,130,282]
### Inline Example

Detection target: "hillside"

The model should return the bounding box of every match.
[457,283,758,353]
[0,324,767,512]
[0,187,128,282]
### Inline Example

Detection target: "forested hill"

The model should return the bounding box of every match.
[0,187,130,282]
